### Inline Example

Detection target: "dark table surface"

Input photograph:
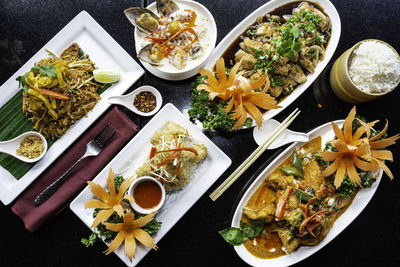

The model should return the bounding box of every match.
[1,0,399,266]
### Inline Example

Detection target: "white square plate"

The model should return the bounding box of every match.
[70,103,232,266]
[0,11,144,205]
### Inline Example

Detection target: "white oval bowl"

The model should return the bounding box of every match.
[232,120,382,266]
[134,0,217,80]
[203,0,341,127]
[128,176,166,214]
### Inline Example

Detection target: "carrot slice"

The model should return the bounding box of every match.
[275,187,294,219]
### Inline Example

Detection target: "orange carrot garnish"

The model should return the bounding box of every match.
[275,187,294,219]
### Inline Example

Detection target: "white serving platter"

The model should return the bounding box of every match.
[134,0,217,80]
[0,11,144,205]
[203,0,341,127]
[232,120,382,266]
[70,103,232,266]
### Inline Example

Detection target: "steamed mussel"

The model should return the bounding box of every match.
[124,7,160,33]
[137,43,163,65]
[156,0,179,16]
[126,0,206,69]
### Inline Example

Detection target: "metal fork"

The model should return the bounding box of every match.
[34,123,116,207]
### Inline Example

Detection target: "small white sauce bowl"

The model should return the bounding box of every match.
[108,85,163,116]
[0,131,47,163]
[127,176,166,214]
[134,0,217,81]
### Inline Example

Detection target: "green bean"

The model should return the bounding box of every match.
[292,151,303,174]
[280,166,303,178]
[294,189,314,202]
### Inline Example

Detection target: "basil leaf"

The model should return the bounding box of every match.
[240,221,256,239]
[31,64,57,78]
[241,219,265,239]
[251,218,265,237]
[218,227,248,246]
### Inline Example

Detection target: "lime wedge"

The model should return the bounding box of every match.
[93,69,120,83]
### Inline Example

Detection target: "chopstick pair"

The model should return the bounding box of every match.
[209,108,301,201]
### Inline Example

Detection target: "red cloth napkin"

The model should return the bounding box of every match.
[11,107,137,232]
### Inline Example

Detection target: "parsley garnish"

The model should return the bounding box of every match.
[272,23,303,61]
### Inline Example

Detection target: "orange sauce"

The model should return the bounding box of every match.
[183,10,197,27]
[133,180,162,209]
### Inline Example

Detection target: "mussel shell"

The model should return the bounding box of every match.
[156,0,179,16]
[124,7,160,32]
[138,43,163,66]
[190,42,202,56]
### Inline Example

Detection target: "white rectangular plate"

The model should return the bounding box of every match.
[0,10,145,205]
[70,103,232,266]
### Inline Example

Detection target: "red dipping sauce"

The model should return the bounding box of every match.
[133,180,162,209]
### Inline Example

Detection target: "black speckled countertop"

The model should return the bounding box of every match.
[1,0,399,266]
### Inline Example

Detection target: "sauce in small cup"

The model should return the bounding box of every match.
[128,176,165,214]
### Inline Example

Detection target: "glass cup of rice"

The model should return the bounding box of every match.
[329,39,400,103]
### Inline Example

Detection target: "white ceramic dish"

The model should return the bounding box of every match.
[70,103,232,266]
[127,176,166,214]
[203,0,341,127]
[232,120,382,267]
[134,0,217,80]
[0,131,48,163]
[108,85,162,116]
[0,11,144,205]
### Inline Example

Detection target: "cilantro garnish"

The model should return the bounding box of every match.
[31,64,57,78]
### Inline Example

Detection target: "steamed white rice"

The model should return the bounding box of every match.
[348,41,400,93]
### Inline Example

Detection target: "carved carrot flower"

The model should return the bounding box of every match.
[103,211,158,262]
[197,57,280,130]
[85,168,135,229]
[225,76,281,130]
[319,106,399,187]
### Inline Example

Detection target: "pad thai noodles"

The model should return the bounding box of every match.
[17,43,102,139]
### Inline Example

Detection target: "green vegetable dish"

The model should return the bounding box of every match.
[189,1,331,131]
